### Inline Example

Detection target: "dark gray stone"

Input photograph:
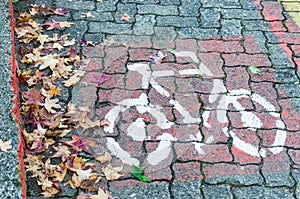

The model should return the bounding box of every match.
[137,5,178,15]
[221,19,242,36]
[201,0,241,8]
[133,15,156,35]
[160,0,180,5]
[84,33,105,42]
[61,21,88,39]
[179,0,201,17]
[96,0,118,12]
[56,0,95,10]
[203,184,233,199]
[268,44,294,66]
[89,22,132,34]
[115,3,137,23]
[178,28,219,39]
[292,169,300,198]
[264,172,294,187]
[222,9,263,20]
[110,183,171,199]
[72,11,114,21]
[233,186,294,199]
[171,181,203,199]
[243,20,270,31]
[265,32,279,44]
[156,16,199,27]
[200,8,221,28]
[205,173,264,185]
[276,84,300,98]
[274,68,298,83]
[121,0,159,4]
[240,0,258,9]
[154,27,177,40]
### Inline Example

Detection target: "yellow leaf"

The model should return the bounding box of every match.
[90,187,110,199]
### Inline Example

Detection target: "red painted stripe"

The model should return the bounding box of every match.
[9,0,27,198]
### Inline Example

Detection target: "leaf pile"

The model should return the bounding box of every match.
[15,4,119,198]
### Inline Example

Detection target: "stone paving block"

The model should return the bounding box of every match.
[202,184,232,199]
[95,0,117,12]
[63,20,88,39]
[115,3,137,23]
[171,181,203,199]
[175,143,233,162]
[262,1,285,21]
[179,0,201,17]
[232,186,294,199]
[289,149,300,166]
[178,28,219,39]
[221,19,242,36]
[201,0,241,8]
[173,162,202,182]
[89,22,132,34]
[156,16,199,27]
[249,68,277,83]
[121,0,159,4]
[222,53,271,66]
[106,35,152,47]
[198,40,243,53]
[222,9,263,20]
[242,20,270,31]
[72,11,113,21]
[250,82,281,112]
[109,181,170,199]
[103,46,128,73]
[203,164,264,185]
[160,0,180,5]
[153,27,177,41]
[224,67,250,91]
[56,0,95,10]
[137,5,178,15]
[262,150,294,187]
[292,169,300,198]
[133,15,156,35]
[83,45,105,58]
[200,8,221,28]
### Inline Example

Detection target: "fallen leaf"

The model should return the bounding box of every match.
[102,164,123,181]
[42,96,62,113]
[0,139,12,152]
[95,152,112,163]
[150,51,167,64]
[38,54,60,70]
[62,134,97,154]
[77,168,92,180]
[248,65,261,76]
[131,165,151,182]
[90,187,110,199]
[91,74,110,87]
[43,19,61,30]
[81,12,95,18]
[121,14,131,22]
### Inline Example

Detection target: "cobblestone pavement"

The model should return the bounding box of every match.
[9,0,300,198]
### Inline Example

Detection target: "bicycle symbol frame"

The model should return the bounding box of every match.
[102,50,286,166]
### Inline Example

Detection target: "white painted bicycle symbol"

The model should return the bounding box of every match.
[103,50,286,166]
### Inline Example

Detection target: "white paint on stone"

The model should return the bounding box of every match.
[127,63,151,89]
[269,130,286,154]
[107,137,139,166]
[127,118,146,141]
[147,133,177,165]
[169,99,201,124]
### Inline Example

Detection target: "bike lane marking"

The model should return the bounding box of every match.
[69,0,300,190]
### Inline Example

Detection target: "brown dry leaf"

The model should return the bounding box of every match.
[51,145,71,161]
[38,54,60,70]
[95,152,112,164]
[47,86,61,98]
[37,34,49,45]
[52,42,64,50]
[67,173,81,189]
[62,70,85,87]
[90,187,110,199]
[42,96,62,113]
[0,139,12,152]
[102,164,124,181]
[59,21,74,28]
[121,13,131,22]
[81,12,95,18]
